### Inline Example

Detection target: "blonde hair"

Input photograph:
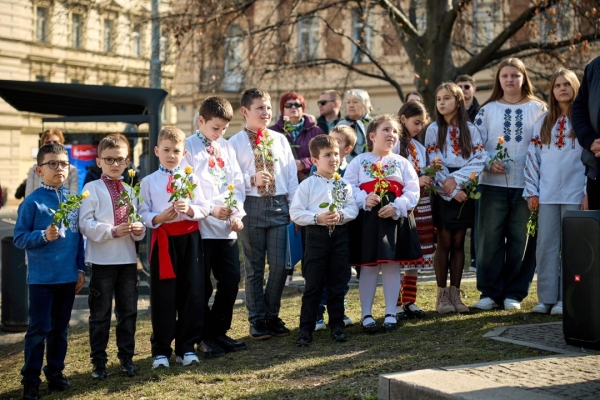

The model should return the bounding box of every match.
[330,125,357,148]
[41,129,65,145]
[482,58,546,108]
[540,69,580,144]
[158,126,186,145]
[98,133,130,157]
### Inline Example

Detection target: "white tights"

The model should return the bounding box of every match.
[359,263,400,323]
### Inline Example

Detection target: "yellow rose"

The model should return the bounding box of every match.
[470,172,476,181]
[227,183,235,191]
[81,190,90,199]
[184,165,193,174]
[333,172,341,181]
[498,136,505,144]
[128,169,136,178]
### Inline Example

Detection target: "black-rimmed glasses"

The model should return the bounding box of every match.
[39,161,70,170]
[102,157,129,165]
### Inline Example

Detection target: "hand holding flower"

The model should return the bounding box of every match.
[45,224,59,242]
[317,211,340,225]
[131,222,144,236]
[453,190,468,202]
[212,206,233,220]
[114,222,133,237]
[254,170,272,187]
[49,190,90,234]
[153,205,178,225]
[365,193,381,208]
[526,198,539,237]
[489,137,513,186]
[173,199,193,216]
[418,175,432,188]
[229,218,244,232]
[527,196,539,213]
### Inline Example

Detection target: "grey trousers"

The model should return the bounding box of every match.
[239,195,290,323]
[536,203,579,304]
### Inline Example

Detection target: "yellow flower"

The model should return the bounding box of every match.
[128,169,136,178]
[227,183,235,191]
[333,172,341,181]
[470,172,476,181]
[498,136,505,144]
[81,190,90,199]
[184,165,193,174]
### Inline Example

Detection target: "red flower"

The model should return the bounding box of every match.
[208,158,216,168]
[166,174,175,193]
[216,157,225,168]
[255,129,264,145]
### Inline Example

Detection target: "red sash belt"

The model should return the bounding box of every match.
[150,220,198,280]
[359,179,404,197]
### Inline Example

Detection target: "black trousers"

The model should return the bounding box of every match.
[202,238,240,339]
[299,224,349,332]
[88,263,138,362]
[588,177,600,210]
[150,230,205,358]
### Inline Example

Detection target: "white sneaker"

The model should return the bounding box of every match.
[350,267,358,276]
[531,303,552,314]
[504,298,521,310]
[285,276,293,286]
[343,315,353,326]
[314,319,327,331]
[473,297,499,310]
[152,355,170,369]
[550,301,563,315]
[175,352,199,366]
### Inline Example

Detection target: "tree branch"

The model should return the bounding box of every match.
[491,33,599,60]
[378,0,419,40]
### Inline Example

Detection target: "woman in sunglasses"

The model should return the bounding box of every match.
[269,92,323,183]
[25,129,79,197]
[336,89,373,162]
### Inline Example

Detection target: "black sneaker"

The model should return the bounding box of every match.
[249,320,272,340]
[91,359,107,380]
[296,330,312,346]
[197,339,226,359]
[22,382,40,400]
[120,357,137,377]
[331,327,348,342]
[266,317,290,337]
[214,334,247,352]
[47,373,72,391]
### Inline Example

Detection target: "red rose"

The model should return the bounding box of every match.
[216,157,225,168]
[208,158,216,168]
[255,129,264,145]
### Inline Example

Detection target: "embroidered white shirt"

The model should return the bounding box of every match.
[183,133,246,239]
[344,152,420,218]
[79,180,145,265]
[524,114,586,204]
[228,128,299,202]
[290,174,358,226]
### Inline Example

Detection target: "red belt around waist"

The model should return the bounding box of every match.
[150,220,198,280]
[359,179,404,197]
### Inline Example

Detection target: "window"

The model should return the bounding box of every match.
[352,10,373,64]
[104,19,114,52]
[132,24,142,57]
[36,7,49,43]
[223,24,243,91]
[72,14,83,48]
[35,75,47,82]
[159,36,168,62]
[298,16,319,61]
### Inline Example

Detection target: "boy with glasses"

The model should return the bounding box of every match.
[14,143,86,400]
[317,90,342,134]
[79,134,146,381]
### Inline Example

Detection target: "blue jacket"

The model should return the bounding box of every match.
[14,185,85,284]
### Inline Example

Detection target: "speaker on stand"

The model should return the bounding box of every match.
[562,210,600,349]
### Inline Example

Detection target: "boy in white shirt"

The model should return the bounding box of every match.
[290,135,358,346]
[138,127,210,369]
[228,88,299,340]
[79,134,145,380]
[183,96,247,357]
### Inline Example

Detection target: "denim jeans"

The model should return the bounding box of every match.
[21,283,76,384]
[475,185,536,303]
[88,263,138,362]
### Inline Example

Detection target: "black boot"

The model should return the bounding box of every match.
[22,382,40,400]
[91,359,107,380]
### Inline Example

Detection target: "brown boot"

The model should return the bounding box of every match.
[436,287,456,314]
[449,286,470,313]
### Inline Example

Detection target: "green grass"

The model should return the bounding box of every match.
[0,281,558,400]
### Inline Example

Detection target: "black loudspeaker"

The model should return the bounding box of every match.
[562,210,600,349]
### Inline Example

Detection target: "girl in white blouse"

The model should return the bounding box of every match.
[524,69,586,316]
[344,114,421,333]
[425,83,487,314]
[473,58,546,311]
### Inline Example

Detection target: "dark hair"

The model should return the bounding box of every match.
[455,74,475,86]
[98,133,130,157]
[434,82,472,159]
[37,143,67,166]
[200,96,234,122]
[397,101,428,158]
[309,134,339,158]
[404,91,423,103]
[366,114,400,152]
[240,88,271,109]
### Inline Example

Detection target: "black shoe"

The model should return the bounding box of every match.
[47,373,72,391]
[214,334,247,352]
[331,328,348,342]
[91,359,107,380]
[382,314,398,333]
[403,302,427,319]
[296,330,312,346]
[197,339,226,359]
[361,315,379,334]
[266,317,290,337]
[22,382,39,400]
[120,357,137,377]
[249,320,272,340]
[395,308,410,321]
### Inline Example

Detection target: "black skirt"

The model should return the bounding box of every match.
[431,168,476,230]
[348,193,423,267]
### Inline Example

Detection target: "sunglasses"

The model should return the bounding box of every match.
[102,157,129,165]
[317,100,334,106]
[284,102,302,109]
[39,161,70,170]
[458,84,471,90]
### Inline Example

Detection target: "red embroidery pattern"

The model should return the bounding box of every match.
[246,128,276,196]
[531,135,543,149]
[101,175,129,225]
[426,143,439,154]
[450,125,461,156]
[473,143,485,153]
[555,116,566,150]
[409,142,421,176]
